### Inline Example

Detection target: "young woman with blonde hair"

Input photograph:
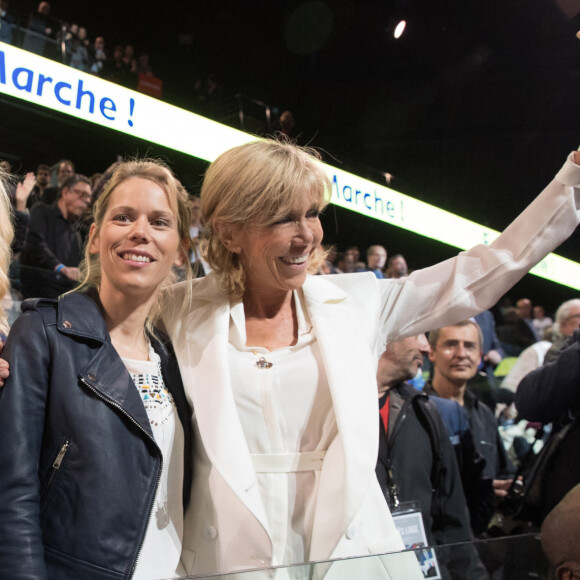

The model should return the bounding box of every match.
[0,159,193,580]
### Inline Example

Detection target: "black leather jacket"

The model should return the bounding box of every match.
[0,292,193,580]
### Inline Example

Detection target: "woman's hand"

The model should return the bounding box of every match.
[0,357,9,387]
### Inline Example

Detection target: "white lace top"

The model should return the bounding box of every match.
[122,345,186,580]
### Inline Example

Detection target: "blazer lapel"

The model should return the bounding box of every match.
[302,276,380,560]
[166,277,271,537]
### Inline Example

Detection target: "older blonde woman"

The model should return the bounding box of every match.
[161,140,580,577]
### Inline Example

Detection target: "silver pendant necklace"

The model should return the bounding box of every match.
[252,351,273,369]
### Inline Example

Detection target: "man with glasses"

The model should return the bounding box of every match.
[20,174,92,299]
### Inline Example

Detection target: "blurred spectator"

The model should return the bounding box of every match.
[42,159,75,205]
[317,246,338,275]
[26,164,51,209]
[497,306,537,357]
[122,44,137,74]
[0,0,15,45]
[68,25,90,72]
[365,244,387,278]
[195,73,224,117]
[543,298,580,364]
[501,326,553,393]
[91,161,121,204]
[345,245,366,271]
[89,173,103,188]
[516,297,541,341]
[137,51,153,76]
[90,36,107,75]
[103,44,132,87]
[385,253,408,278]
[19,174,91,299]
[474,310,504,387]
[532,305,553,337]
[22,1,54,56]
[335,251,356,273]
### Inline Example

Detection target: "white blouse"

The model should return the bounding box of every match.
[228,290,337,567]
[122,347,186,580]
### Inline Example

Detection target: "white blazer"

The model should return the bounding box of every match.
[163,154,580,577]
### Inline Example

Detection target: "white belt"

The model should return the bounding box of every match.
[251,451,326,473]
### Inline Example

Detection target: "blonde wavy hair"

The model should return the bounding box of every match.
[76,159,192,334]
[200,139,331,300]
[0,170,14,336]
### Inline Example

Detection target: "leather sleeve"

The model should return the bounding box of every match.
[0,309,51,579]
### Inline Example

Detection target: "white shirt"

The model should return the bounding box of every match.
[123,347,186,580]
[228,290,337,566]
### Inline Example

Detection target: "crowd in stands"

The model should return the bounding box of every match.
[1,2,297,133]
[0,1,155,89]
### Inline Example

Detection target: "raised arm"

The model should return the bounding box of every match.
[377,152,580,346]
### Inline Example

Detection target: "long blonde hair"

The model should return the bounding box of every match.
[200,139,331,300]
[76,159,192,334]
[0,170,14,336]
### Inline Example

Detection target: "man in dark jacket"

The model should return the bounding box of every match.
[376,333,473,545]
[516,330,580,520]
[19,174,91,298]
[425,320,514,534]
[376,333,487,578]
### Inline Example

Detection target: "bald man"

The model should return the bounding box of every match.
[541,484,580,580]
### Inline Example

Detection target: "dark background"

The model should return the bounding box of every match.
[3,0,580,312]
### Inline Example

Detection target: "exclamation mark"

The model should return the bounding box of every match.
[128,98,135,127]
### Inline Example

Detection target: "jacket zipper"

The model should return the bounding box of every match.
[53,440,71,469]
[42,439,71,504]
[80,376,162,579]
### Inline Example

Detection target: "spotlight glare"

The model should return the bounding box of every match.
[394,20,406,39]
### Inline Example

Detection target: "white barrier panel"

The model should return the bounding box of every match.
[1,41,579,290]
